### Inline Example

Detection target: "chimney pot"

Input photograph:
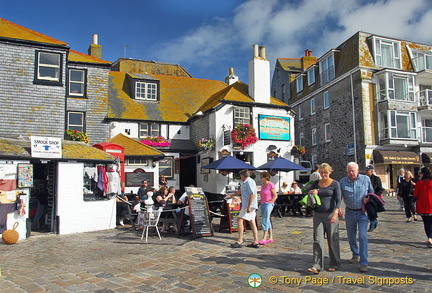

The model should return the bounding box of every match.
[259,46,266,59]
[305,49,312,57]
[92,34,98,45]
[253,44,259,58]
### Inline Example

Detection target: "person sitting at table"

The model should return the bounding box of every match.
[116,194,132,227]
[291,181,302,194]
[154,186,176,233]
[280,181,290,194]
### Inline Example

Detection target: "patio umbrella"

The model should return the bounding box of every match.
[255,157,306,192]
[202,155,256,172]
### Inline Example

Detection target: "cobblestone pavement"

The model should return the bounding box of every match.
[1,196,431,292]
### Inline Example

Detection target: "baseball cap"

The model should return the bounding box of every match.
[365,165,374,170]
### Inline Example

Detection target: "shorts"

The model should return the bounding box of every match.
[239,208,257,221]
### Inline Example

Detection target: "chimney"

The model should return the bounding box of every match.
[88,34,102,59]
[225,67,239,85]
[248,44,270,104]
[301,49,316,70]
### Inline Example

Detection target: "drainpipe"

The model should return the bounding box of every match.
[350,71,358,163]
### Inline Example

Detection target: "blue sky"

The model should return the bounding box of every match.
[3,0,432,82]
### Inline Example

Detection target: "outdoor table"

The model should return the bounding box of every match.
[274,193,304,217]
[158,203,181,231]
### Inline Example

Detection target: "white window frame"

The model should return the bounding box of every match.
[68,69,86,97]
[380,110,417,140]
[310,98,316,115]
[67,111,85,132]
[298,106,303,120]
[234,107,250,125]
[126,158,149,166]
[299,132,304,147]
[319,53,335,85]
[139,123,161,138]
[296,75,303,93]
[36,51,61,82]
[372,36,401,69]
[312,128,317,146]
[307,67,315,85]
[324,123,331,142]
[422,119,432,143]
[377,71,415,102]
[323,91,329,109]
[135,81,157,101]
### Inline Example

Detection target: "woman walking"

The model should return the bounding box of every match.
[398,171,417,222]
[413,167,432,248]
[258,171,278,245]
[307,163,342,274]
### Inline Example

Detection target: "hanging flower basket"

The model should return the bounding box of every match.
[141,136,170,147]
[198,137,215,152]
[291,145,306,156]
[231,124,258,150]
[219,170,231,176]
[65,129,89,144]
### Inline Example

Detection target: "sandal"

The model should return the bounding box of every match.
[230,242,243,248]
[328,268,337,272]
[258,240,267,245]
[307,267,320,274]
[247,242,260,248]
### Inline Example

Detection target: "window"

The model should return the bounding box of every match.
[312,128,317,145]
[135,81,157,100]
[68,69,86,97]
[35,51,62,84]
[126,158,149,166]
[325,123,331,142]
[372,37,401,69]
[422,119,432,143]
[299,132,304,147]
[411,50,432,71]
[139,123,160,138]
[380,111,416,140]
[67,112,85,132]
[296,75,303,93]
[320,53,335,85]
[323,91,329,109]
[234,107,250,125]
[159,156,174,179]
[310,98,316,115]
[307,67,315,85]
[298,106,303,120]
[377,71,415,102]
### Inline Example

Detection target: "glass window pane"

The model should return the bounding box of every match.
[39,67,59,79]
[396,115,409,138]
[70,83,83,94]
[40,53,60,65]
[69,113,83,125]
[70,70,84,82]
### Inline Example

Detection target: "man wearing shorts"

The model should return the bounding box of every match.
[230,169,259,248]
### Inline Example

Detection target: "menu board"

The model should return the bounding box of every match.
[227,200,241,233]
[186,187,213,238]
[125,172,153,187]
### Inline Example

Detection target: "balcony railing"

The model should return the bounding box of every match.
[418,89,432,106]
[379,88,415,102]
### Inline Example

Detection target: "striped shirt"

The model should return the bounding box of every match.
[339,174,374,210]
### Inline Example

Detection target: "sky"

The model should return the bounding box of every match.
[3,0,432,82]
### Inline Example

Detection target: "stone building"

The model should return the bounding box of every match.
[273,31,432,188]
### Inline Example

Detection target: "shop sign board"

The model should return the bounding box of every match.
[31,136,62,158]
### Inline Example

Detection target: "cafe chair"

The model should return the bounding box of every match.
[140,207,164,242]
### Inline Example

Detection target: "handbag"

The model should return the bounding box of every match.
[299,194,321,208]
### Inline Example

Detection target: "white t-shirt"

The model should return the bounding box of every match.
[178,192,190,216]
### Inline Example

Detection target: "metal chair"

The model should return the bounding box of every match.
[140,207,164,242]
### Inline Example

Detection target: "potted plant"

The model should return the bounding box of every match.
[65,129,89,143]
[198,137,215,152]
[141,136,170,147]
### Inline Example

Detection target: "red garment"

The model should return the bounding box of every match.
[413,179,432,215]
[0,179,16,191]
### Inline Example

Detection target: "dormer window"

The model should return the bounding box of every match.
[372,36,401,69]
[135,81,158,101]
[319,52,335,85]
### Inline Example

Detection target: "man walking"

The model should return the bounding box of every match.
[230,169,259,248]
[365,165,384,231]
[340,162,374,272]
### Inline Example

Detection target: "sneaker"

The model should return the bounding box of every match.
[360,265,368,272]
[349,257,360,264]
[119,220,124,226]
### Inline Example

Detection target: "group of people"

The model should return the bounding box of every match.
[229,162,432,275]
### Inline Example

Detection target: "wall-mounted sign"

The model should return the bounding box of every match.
[258,115,290,141]
[31,136,62,158]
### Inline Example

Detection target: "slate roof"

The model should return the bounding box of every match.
[0,137,115,162]
[277,58,302,72]
[0,18,67,47]
[107,133,165,157]
[68,49,111,65]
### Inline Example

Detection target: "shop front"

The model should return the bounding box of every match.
[0,137,119,240]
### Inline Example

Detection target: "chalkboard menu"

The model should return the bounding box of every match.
[227,200,241,233]
[125,172,153,187]
[186,187,213,238]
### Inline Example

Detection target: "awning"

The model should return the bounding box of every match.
[422,153,432,164]
[373,150,420,165]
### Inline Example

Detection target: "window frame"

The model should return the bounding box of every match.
[299,132,304,147]
[372,36,401,69]
[319,52,335,85]
[34,50,63,85]
[307,66,315,85]
[67,111,85,132]
[68,68,87,97]
[234,106,250,125]
[159,156,174,179]
[126,158,149,166]
[310,98,316,115]
[380,110,417,140]
[135,80,158,101]
[312,128,317,146]
[422,119,432,143]
[298,106,303,120]
[296,75,303,93]
[377,71,415,102]
[323,91,330,109]
[324,123,331,142]
[139,123,161,138]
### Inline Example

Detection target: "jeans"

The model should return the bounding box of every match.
[312,212,341,270]
[345,209,369,265]
[31,200,46,230]
[260,203,274,231]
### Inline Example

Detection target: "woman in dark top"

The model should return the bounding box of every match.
[398,170,417,222]
[307,163,342,274]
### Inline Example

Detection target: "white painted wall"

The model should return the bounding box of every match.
[57,162,116,234]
